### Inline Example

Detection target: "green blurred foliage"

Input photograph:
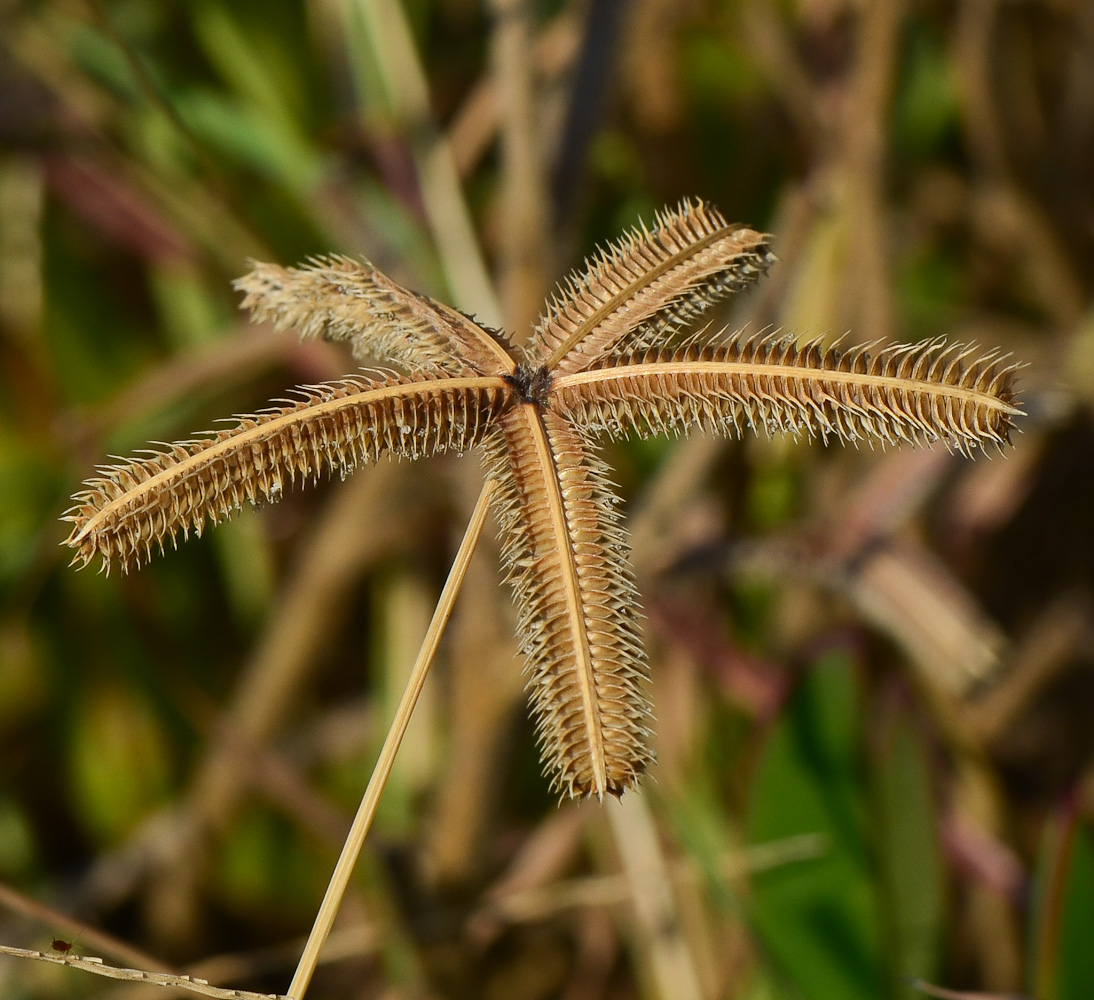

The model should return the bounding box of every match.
[748,654,881,1000]
[68,682,173,842]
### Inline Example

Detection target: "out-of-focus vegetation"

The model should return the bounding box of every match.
[1,0,1092,998]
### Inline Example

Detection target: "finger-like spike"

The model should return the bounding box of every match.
[234,258,514,376]
[482,411,654,800]
[63,374,508,572]
[530,199,775,374]
[551,333,1023,455]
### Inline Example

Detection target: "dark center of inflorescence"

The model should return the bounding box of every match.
[504,363,553,407]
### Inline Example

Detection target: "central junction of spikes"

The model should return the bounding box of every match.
[504,363,554,407]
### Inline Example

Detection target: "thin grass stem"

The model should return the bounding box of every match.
[606,792,704,1000]
[351,0,502,327]
[286,478,497,999]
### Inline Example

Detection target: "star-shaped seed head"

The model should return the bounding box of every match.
[63,200,1022,799]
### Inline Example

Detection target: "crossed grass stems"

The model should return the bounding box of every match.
[63,200,1022,998]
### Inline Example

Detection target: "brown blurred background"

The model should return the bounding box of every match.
[0,1,1092,998]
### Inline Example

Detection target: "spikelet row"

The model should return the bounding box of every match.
[234,258,514,377]
[530,199,775,374]
[481,408,654,799]
[553,333,1023,456]
[64,375,508,572]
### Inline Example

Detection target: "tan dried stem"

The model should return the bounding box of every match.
[0,944,289,1000]
[607,793,704,1000]
[490,0,550,336]
[348,0,502,326]
[286,478,496,1000]
[841,0,904,342]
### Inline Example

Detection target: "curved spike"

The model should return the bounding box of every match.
[529,199,775,374]
[551,333,1023,455]
[63,374,508,573]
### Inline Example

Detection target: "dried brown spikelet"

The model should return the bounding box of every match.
[234,258,512,376]
[553,332,1023,456]
[64,375,507,572]
[530,198,775,374]
[482,411,653,799]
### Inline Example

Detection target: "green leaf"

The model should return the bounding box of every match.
[176,89,321,193]
[746,652,882,1000]
[892,26,960,158]
[215,807,323,915]
[1055,825,1094,1000]
[0,437,63,586]
[1034,817,1094,1000]
[875,715,943,998]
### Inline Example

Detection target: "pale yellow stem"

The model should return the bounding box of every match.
[348,0,502,328]
[607,792,706,1000]
[287,478,497,999]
